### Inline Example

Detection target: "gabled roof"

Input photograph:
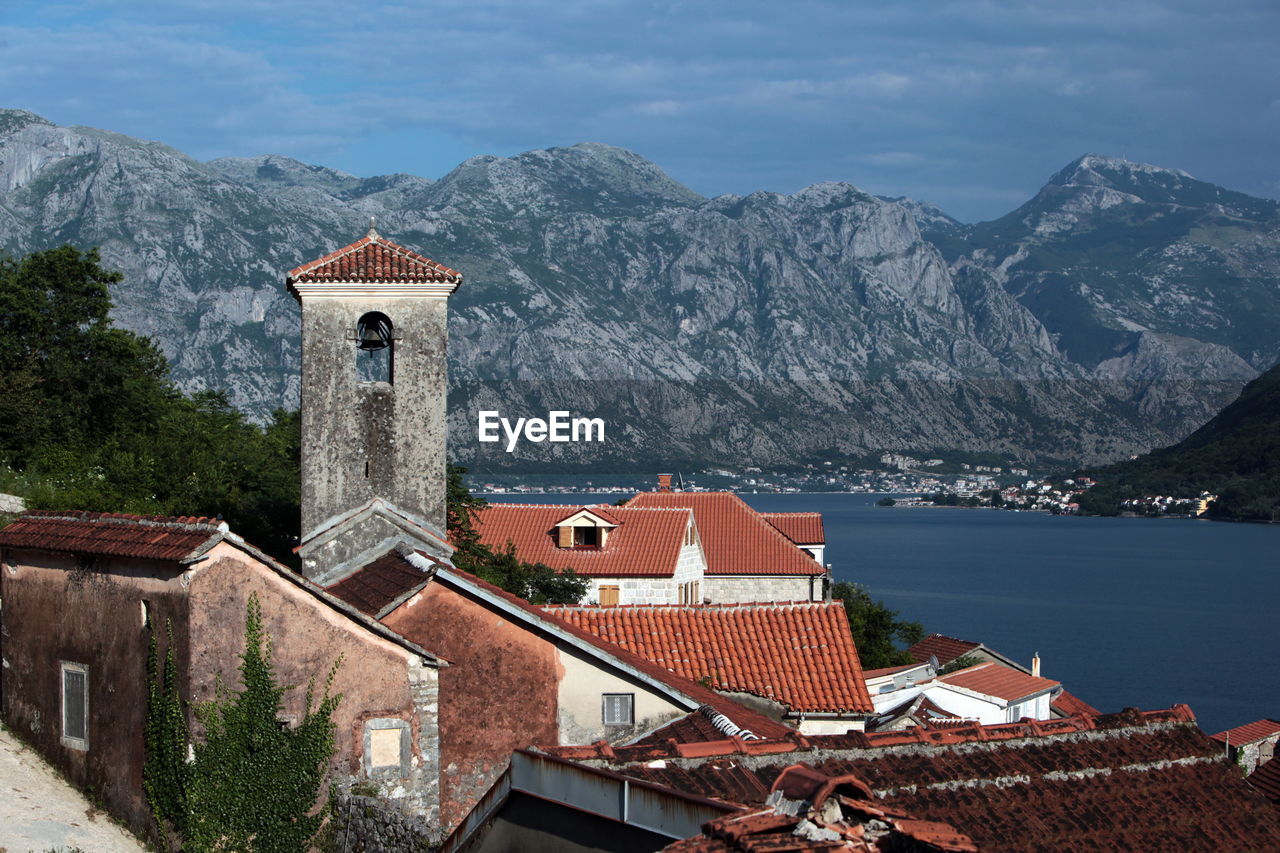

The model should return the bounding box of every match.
[324,547,447,619]
[1211,718,1280,746]
[907,634,981,665]
[328,548,794,740]
[625,492,824,576]
[473,504,692,577]
[933,662,1059,704]
[558,706,1280,852]
[759,512,824,545]
[286,230,460,287]
[0,510,224,563]
[543,602,873,714]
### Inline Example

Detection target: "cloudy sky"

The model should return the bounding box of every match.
[4,0,1277,221]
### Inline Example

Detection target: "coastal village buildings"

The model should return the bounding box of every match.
[4,228,1280,851]
[472,474,831,604]
[543,601,874,733]
[1212,718,1280,774]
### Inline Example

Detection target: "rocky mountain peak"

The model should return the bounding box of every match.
[0,108,55,138]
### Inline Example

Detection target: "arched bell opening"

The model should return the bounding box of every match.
[355,311,394,384]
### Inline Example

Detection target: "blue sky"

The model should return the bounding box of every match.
[3,0,1277,221]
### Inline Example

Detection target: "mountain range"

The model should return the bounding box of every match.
[1,108,1276,470]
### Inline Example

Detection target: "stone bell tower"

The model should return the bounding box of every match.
[286,223,462,580]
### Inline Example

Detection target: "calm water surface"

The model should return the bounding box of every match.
[486,491,1279,734]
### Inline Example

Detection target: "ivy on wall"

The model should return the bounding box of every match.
[145,594,343,852]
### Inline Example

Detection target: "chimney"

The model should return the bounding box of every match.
[1031,652,1041,678]
[657,473,673,492]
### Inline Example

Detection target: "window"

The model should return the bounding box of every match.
[599,585,620,606]
[573,526,599,548]
[61,662,88,750]
[603,693,634,726]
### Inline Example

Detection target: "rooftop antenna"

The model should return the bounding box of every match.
[676,471,686,491]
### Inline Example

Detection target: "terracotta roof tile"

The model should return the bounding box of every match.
[0,510,222,563]
[1248,757,1280,806]
[934,662,1060,703]
[543,602,873,714]
[1051,689,1100,718]
[325,549,436,617]
[759,512,824,545]
[473,504,691,577]
[626,492,824,576]
[1211,718,1280,746]
[329,549,795,741]
[598,706,1280,852]
[907,634,981,665]
[286,233,460,285]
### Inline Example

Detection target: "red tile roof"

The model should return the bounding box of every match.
[328,549,795,741]
[759,512,824,545]
[0,510,222,563]
[473,504,692,577]
[1051,689,1100,718]
[625,492,824,576]
[907,634,981,666]
[286,233,460,285]
[663,764,975,852]
[1249,757,1280,806]
[1211,718,1280,746]
[542,602,872,714]
[324,548,440,617]
[934,662,1059,703]
[568,706,1280,852]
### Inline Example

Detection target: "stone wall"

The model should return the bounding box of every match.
[326,787,437,853]
[704,574,818,603]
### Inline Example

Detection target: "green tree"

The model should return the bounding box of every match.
[446,465,589,604]
[184,594,341,853]
[832,581,924,669]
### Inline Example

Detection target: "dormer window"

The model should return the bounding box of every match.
[554,508,618,550]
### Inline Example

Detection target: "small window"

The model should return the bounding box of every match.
[573,526,599,548]
[362,718,410,778]
[141,599,152,629]
[61,662,88,750]
[603,693,634,726]
[599,585,620,606]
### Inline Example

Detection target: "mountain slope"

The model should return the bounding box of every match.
[1,110,1275,470]
[1077,363,1280,520]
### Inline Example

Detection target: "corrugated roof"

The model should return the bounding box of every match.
[759,512,824,545]
[286,232,460,285]
[473,504,691,577]
[934,662,1059,703]
[1211,718,1280,746]
[626,492,825,576]
[907,634,981,665]
[0,510,222,563]
[543,602,872,714]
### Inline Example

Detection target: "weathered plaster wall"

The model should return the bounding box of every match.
[797,717,866,735]
[0,550,189,839]
[381,583,561,831]
[703,574,817,603]
[299,295,450,542]
[555,646,685,745]
[186,545,440,827]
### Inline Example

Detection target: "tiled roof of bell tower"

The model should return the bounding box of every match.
[286,225,461,289]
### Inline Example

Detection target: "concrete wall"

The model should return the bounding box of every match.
[299,295,450,541]
[797,717,866,735]
[0,549,189,839]
[555,646,685,745]
[187,544,440,828]
[704,574,818,603]
[381,583,562,831]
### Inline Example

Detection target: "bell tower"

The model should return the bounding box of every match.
[286,224,462,580]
